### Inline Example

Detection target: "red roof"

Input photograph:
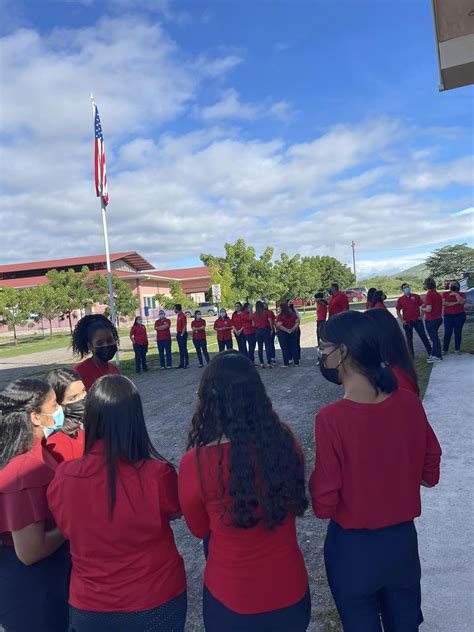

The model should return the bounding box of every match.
[148,267,210,280]
[0,252,154,274]
[0,269,132,289]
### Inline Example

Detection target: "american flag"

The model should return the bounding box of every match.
[94,105,108,206]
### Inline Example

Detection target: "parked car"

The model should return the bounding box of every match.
[292,298,316,308]
[344,289,367,303]
[346,286,368,295]
[184,302,218,317]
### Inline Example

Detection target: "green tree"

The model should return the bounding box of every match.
[303,255,355,292]
[361,275,424,296]
[46,267,94,334]
[425,243,474,282]
[0,287,31,343]
[154,280,196,311]
[89,273,140,327]
[28,285,63,337]
[200,254,238,306]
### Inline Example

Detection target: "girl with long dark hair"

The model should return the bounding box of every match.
[129,316,149,373]
[0,379,70,631]
[276,302,300,367]
[241,302,257,363]
[179,351,310,631]
[231,302,247,355]
[192,309,210,367]
[47,375,186,632]
[72,314,120,390]
[371,289,387,309]
[253,300,273,368]
[366,287,377,310]
[310,311,441,630]
[366,308,419,395]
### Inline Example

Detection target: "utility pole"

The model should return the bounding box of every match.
[351,241,357,282]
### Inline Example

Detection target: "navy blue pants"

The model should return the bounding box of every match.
[218,338,233,352]
[176,332,189,367]
[245,333,256,363]
[425,318,442,359]
[133,343,148,372]
[324,520,423,632]
[443,312,466,352]
[203,586,311,632]
[193,339,210,365]
[157,339,172,368]
[269,331,276,361]
[256,328,272,365]
[403,320,432,357]
[235,333,247,355]
[316,320,325,346]
[278,331,299,366]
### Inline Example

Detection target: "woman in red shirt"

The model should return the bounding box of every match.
[365,287,377,310]
[73,314,120,391]
[231,302,247,355]
[315,293,328,346]
[241,302,257,363]
[371,289,387,309]
[129,316,149,373]
[179,351,310,631]
[154,309,172,369]
[47,375,186,632]
[310,311,441,629]
[45,368,86,463]
[192,309,210,367]
[276,302,300,367]
[442,280,467,354]
[421,277,443,362]
[253,301,273,368]
[214,309,234,351]
[366,308,419,396]
[0,379,70,631]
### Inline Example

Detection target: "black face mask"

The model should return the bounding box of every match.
[450,285,459,292]
[94,344,118,363]
[63,398,85,421]
[318,347,343,385]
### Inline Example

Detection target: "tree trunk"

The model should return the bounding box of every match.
[48,319,53,338]
[68,312,73,334]
[13,321,17,344]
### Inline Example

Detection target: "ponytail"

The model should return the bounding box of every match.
[361,361,397,396]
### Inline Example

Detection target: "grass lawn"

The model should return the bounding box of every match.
[0,333,73,359]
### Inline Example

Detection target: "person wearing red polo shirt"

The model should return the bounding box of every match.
[396,283,432,358]
[47,375,187,632]
[154,310,172,369]
[175,304,189,369]
[231,302,247,355]
[253,301,273,368]
[129,316,149,373]
[241,302,257,363]
[315,293,328,346]
[327,283,349,318]
[310,311,441,630]
[179,351,310,631]
[72,315,120,391]
[420,277,443,362]
[276,302,299,367]
[192,309,210,367]
[214,309,234,351]
[442,280,467,354]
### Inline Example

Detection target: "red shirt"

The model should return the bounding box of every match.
[365,301,372,310]
[316,303,328,321]
[0,439,57,545]
[442,291,466,315]
[390,365,418,396]
[373,301,386,309]
[268,310,276,325]
[276,313,298,330]
[328,292,349,317]
[231,312,244,333]
[253,310,272,329]
[241,311,256,335]
[47,442,185,612]
[214,317,233,341]
[178,444,308,614]
[191,319,207,341]
[45,429,85,463]
[154,318,171,341]
[423,289,443,320]
[74,357,120,392]
[130,324,148,345]
[309,389,441,529]
[176,312,187,334]
[396,293,423,322]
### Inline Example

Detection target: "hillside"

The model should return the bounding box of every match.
[394,262,428,280]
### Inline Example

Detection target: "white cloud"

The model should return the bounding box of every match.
[400,156,473,190]
[357,252,431,279]
[197,89,294,122]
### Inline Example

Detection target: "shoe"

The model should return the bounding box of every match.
[260,364,265,369]
[160,367,165,370]
[267,363,273,368]
[427,356,442,363]
[454,350,462,354]
[198,364,204,368]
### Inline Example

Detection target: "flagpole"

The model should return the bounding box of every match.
[91,94,119,366]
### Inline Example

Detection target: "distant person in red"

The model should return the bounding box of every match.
[263,302,277,364]
[175,304,189,369]
[154,309,172,369]
[366,308,420,396]
[365,287,377,310]
[327,283,349,317]
[192,309,210,367]
[0,378,70,631]
[396,283,432,358]
[253,301,273,368]
[442,280,467,354]
[315,292,328,346]
[72,314,120,391]
[420,277,443,362]
[241,302,257,363]
[276,302,300,367]
[214,309,233,351]
[310,311,441,629]
[129,316,148,373]
[47,375,187,632]
[371,290,387,309]
[231,302,247,355]
[45,368,86,463]
[179,351,310,631]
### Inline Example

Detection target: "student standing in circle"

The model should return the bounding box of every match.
[47,375,187,632]
[242,303,257,363]
[310,311,441,630]
[365,288,377,310]
[129,316,148,373]
[396,283,432,358]
[276,302,300,367]
[253,301,273,368]
[231,302,247,355]
[45,368,86,462]
[288,301,302,363]
[192,310,210,367]
[0,379,70,632]
[154,310,172,369]
[315,293,328,346]
[371,290,387,309]
[328,283,350,318]
[72,314,120,391]
[442,280,467,354]
[266,303,277,365]
[174,304,189,369]
[214,309,234,351]
[421,277,443,363]
[179,351,310,632]
[366,308,419,396]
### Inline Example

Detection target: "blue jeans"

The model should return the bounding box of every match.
[157,339,172,368]
[256,328,272,364]
[424,318,442,359]
[278,331,299,366]
[218,338,233,352]
[443,312,466,352]
[176,332,189,367]
[235,333,247,355]
[194,338,210,365]
[245,333,256,363]
[133,343,148,372]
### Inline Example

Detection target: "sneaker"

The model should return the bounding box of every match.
[454,350,462,354]
[427,356,442,363]
[198,364,204,368]
[160,367,165,370]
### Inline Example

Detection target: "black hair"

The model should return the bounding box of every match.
[0,379,51,467]
[194,309,202,317]
[133,316,142,325]
[84,375,168,516]
[424,277,436,290]
[243,302,251,312]
[365,309,419,395]
[314,292,324,299]
[234,301,242,308]
[367,287,377,304]
[45,368,84,438]
[321,311,397,395]
[371,290,385,306]
[187,351,308,530]
[174,304,182,311]
[331,282,339,291]
[401,282,409,290]
[72,314,119,359]
[255,300,264,318]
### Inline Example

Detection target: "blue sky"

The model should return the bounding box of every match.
[1,0,472,277]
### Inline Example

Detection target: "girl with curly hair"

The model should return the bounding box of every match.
[178,350,310,631]
[72,314,120,391]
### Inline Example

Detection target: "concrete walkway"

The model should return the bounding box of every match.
[417,353,474,631]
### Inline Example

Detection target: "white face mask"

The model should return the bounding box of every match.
[159,313,165,319]
[220,312,226,318]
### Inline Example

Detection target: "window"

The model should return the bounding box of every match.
[144,296,156,309]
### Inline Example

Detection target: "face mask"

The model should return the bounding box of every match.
[318,347,342,385]
[63,398,85,422]
[403,287,411,295]
[136,319,143,325]
[235,306,241,312]
[450,284,459,292]
[220,312,226,318]
[39,406,65,438]
[94,344,117,363]
[327,288,333,296]
[196,313,202,319]
[159,313,165,319]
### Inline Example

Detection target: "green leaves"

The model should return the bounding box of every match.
[426,244,474,283]
[154,280,197,310]
[0,286,31,342]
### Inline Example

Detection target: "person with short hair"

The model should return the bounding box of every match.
[129,316,148,373]
[231,302,247,355]
[175,304,189,369]
[421,277,443,362]
[214,309,234,351]
[47,375,187,632]
[396,283,432,358]
[154,310,172,369]
[192,310,210,367]
[310,311,441,629]
[442,280,467,354]
[327,283,349,317]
